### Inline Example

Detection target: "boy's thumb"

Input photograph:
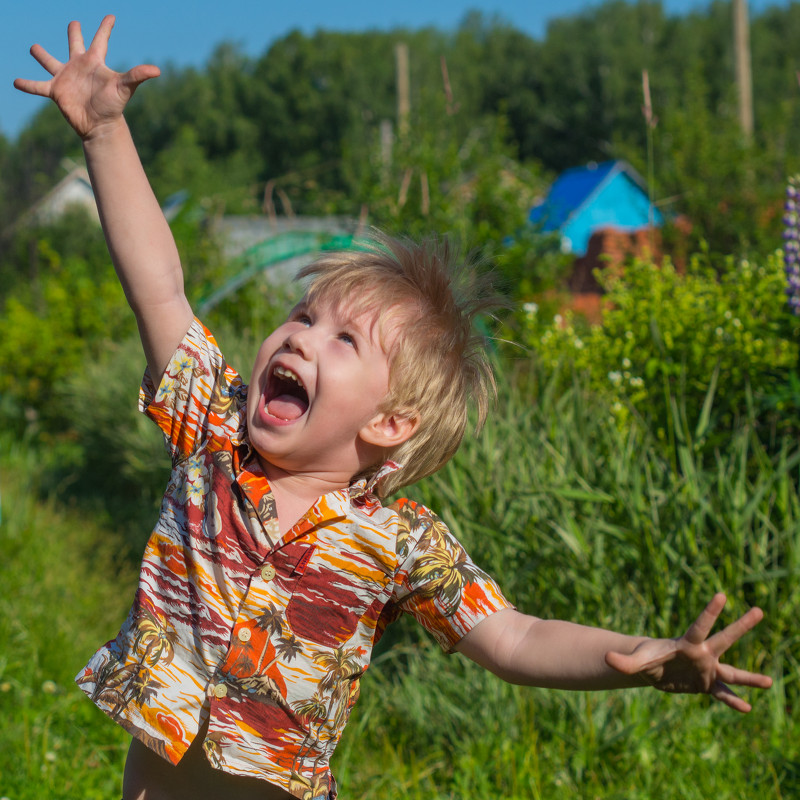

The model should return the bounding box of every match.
[123,64,161,93]
[605,650,636,675]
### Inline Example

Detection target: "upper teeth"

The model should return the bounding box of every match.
[274,365,303,386]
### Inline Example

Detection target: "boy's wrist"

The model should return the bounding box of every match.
[81,115,128,146]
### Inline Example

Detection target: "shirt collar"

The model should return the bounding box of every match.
[348,460,401,504]
[235,430,400,500]
[230,414,248,449]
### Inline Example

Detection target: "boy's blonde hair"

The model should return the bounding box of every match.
[298,231,496,497]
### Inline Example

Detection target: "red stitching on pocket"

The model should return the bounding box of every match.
[292,545,316,577]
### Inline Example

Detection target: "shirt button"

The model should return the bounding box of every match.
[260,563,276,582]
[213,683,228,699]
[237,627,252,643]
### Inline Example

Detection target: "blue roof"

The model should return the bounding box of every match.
[528,160,662,256]
[529,161,619,231]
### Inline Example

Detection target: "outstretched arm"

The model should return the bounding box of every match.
[14,16,193,379]
[455,593,771,713]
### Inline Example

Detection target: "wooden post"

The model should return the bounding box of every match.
[395,42,410,139]
[733,0,754,139]
[380,119,393,183]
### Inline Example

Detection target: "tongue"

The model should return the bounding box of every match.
[267,394,307,421]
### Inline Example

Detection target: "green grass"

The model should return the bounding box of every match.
[0,433,135,799]
[335,644,795,799]
[1,356,798,799]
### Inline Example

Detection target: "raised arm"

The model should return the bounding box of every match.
[14,15,194,379]
[455,593,771,713]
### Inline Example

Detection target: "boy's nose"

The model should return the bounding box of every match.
[284,327,313,358]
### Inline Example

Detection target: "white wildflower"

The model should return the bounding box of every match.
[523,302,538,316]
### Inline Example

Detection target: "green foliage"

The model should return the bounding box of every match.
[513,252,800,448]
[8,1,800,261]
[0,103,84,221]
[495,225,573,297]
[56,335,170,551]
[168,204,231,308]
[356,359,798,798]
[0,205,232,442]
[352,107,544,255]
[406,364,799,642]
[0,433,134,798]
[636,62,786,261]
[0,212,134,432]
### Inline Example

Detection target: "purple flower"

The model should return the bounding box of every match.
[785,176,800,316]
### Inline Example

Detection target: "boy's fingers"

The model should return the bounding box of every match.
[88,15,116,60]
[13,77,51,98]
[122,64,161,91]
[67,20,86,57]
[716,661,773,689]
[707,606,764,657]
[604,649,656,679]
[28,43,62,76]
[684,592,727,645]
[604,650,631,673]
[710,680,752,713]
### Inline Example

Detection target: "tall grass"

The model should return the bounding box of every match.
[340,361,799,798]
[2,348,798,798]
[0,432,135,799]
[412,364,799,648]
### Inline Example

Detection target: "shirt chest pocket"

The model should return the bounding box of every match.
[275,541,391,649]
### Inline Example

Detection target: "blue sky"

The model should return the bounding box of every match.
[2,0,793,140]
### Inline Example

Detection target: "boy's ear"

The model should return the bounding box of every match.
[359,409,420,449]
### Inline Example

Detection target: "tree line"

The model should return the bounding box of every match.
[3,0,800,264]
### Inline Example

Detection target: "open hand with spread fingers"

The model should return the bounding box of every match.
[605,593,772,712]
[13,14,159,140]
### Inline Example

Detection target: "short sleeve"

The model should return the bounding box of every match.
[139,318,246,462]
[390,500,513,652]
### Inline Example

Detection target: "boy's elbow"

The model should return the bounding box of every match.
[456,609,541,681]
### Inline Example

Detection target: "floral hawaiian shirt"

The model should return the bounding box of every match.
[75,318,512,800]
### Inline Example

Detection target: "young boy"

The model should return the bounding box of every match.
[15,16,772,800]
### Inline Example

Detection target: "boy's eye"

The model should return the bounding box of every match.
[295,314,312,326]
[338,332,355,347]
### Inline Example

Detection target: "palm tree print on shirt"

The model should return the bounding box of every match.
[229,603,305,709]
[404,521,484,617]
[133,607,178,666]
[291,645,365,779]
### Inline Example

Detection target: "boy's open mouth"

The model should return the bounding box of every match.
[265,365,309,421]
